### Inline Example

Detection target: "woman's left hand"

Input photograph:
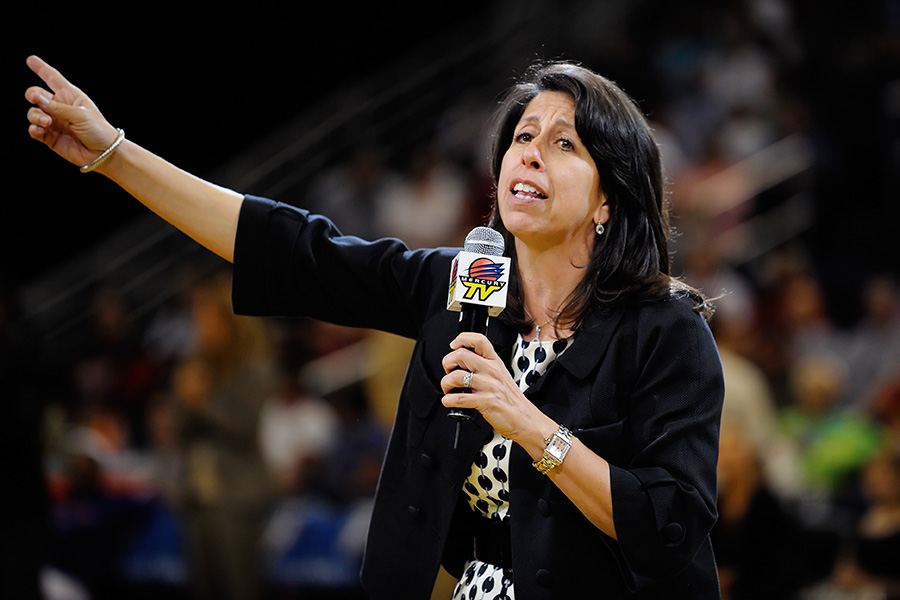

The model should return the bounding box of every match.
[441,332,549,445]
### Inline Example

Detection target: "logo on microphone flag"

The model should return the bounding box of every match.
[447,251,511,316]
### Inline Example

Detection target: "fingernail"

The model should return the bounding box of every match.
[39,92,51,107]
[40,115,50,126]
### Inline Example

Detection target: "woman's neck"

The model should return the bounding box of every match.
[516,238,589,339]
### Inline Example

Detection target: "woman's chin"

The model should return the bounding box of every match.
[499,211,540,239]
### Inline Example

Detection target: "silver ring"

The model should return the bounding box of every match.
[462,370,474,389]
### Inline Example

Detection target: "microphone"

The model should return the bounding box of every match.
[446,227,511,435]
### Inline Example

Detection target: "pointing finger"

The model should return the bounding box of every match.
[26,55,77,97]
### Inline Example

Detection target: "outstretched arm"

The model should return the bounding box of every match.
[24,56,242,262]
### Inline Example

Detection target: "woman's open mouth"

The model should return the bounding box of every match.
[512,182,548,199]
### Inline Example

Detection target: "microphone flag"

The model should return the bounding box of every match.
[446,251,511,316]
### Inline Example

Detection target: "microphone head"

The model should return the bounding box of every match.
[464,227,505,257]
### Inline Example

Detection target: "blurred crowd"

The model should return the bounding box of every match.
[5,1,900,599]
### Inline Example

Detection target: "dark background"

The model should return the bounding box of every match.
[8,1,900,321]
[8,4,497,282]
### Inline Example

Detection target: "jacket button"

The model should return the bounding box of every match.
[537,498,551,516]
[661,522,684,543]
[535,569,553,587]
[420,453,436,470]
[408,505,423,521]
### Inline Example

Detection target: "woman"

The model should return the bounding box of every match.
[25,56,724,598]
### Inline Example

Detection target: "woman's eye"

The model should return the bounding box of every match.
[558,138,575,151]
[514,132,533,143]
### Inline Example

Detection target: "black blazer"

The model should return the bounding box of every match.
[233,196,725,599]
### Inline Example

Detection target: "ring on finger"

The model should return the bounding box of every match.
[462,370,474,389]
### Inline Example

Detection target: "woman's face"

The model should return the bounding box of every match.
[497,91,608,256]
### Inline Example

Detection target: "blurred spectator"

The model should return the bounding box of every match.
[652,35,729,164]
[142,267,201,370]
[258,364,339,495]
[873,381,900,456]
[168,272,275,600]
[144,391,181,512]
[807,451,900,599]
[433,96,498,228]
[847,451,900,596]
[374,144,471,248]
[778,273,843,364]
[713,308,804,500]
[678,227,757,348]
[71,287,163,449]
[712,419,803,599]
[433,94,493,171]
[753,251,843,406]
[46,430,151,599]
[715,102,782,164]
[260,384,387,595]
[780,354,884,497]
[306,146,398,240]
[703,36,778,122]
[306,384,388,509]
[844,275,900,409]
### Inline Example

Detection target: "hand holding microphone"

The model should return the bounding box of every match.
[445,227,510,440]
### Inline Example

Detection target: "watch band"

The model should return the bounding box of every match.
[533,425,573,474]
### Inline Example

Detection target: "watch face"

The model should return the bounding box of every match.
[547,435,569,459]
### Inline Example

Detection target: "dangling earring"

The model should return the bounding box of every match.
[595,221,605,236]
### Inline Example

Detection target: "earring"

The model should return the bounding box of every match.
[595,221,605,235]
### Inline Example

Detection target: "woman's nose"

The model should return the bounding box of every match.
[522,142,543,170]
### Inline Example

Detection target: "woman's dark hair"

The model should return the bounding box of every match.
[486,60,712,332]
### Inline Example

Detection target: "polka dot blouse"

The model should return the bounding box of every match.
[452,334,573,600]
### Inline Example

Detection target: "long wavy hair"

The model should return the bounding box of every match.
[486,60,712,333]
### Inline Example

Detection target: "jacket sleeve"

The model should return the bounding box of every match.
[231,195,453,338]
[607,296,724,584]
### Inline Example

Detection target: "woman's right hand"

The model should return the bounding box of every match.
[24,55,120,170]
[23,54,243,263]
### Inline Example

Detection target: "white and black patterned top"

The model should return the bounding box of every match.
[452,334,573,600]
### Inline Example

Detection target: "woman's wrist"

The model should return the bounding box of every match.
[516,410,561,462]
[94,137,135,179]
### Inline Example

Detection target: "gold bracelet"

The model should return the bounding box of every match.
[80,128,125,173]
